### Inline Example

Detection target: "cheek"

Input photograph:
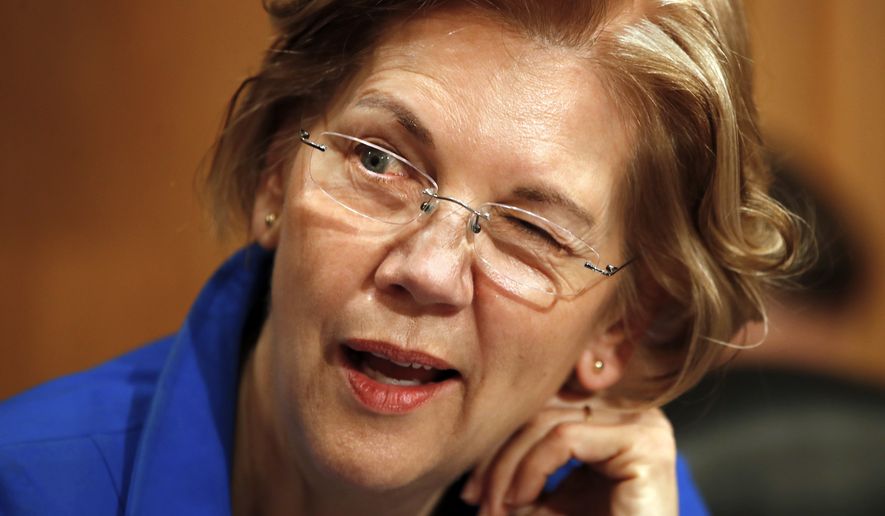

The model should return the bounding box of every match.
[273,193,371,316]
[473,283,596,396]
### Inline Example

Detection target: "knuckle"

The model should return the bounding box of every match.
[624,411,676,467]
[633,425,676,465]
[550,421,577,441]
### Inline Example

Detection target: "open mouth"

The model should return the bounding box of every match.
[342,344,460,386]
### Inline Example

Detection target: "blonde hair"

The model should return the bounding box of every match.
[588,0,803,403]
[206,0,805,404]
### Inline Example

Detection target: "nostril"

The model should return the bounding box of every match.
[389,282,411,297]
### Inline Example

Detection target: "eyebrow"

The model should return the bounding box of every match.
[354,93,593,230]
[512,186,597,230]
[355,93,435,148]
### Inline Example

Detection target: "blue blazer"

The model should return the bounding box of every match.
[0,246,708,515]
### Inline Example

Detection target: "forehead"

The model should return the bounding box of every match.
[327,7,632,225]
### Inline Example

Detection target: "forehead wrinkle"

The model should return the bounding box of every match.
[372,14,548,142]
[456,39,588,151]
[365,61,595,196]
[373,12,581,147]
[355,93,434,147]
[359,63,471,139]
[350,8,628,230]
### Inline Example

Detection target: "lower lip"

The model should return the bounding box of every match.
[343,367,456,415]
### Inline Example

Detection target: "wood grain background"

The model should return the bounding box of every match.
[1,1,883,399]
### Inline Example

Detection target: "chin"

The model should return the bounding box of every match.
[300,425,461,493]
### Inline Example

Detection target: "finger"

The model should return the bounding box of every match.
[506,422,624,507]
[478,408,586,515]
[460,470,482,505]
[463,425,536,506]
[508,411,676,508]
[461,442,500,505]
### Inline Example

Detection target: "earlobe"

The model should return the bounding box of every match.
[252,123,302,249]
[572,320,634,393]
[251,170,284,250]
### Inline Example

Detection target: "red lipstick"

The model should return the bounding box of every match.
[341,340,459,415]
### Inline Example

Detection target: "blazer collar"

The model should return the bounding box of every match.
[126,244,273,516]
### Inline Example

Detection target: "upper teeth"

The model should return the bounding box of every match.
[370,351,435,370]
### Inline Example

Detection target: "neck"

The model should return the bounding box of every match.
[231,329,450,516]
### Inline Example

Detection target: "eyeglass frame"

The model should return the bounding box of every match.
[298,128,632,289]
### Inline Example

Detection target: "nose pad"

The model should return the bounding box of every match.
[419,188,438,215]
[374,201,475,309]
[420,191,484,235]
[469,214,482,234]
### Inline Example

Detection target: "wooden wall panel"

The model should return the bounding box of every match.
[0,2,270,397]
[744,0,885,385]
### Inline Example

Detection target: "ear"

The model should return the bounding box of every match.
[572,320,634,392]
[251,165,285,250]
[251,127,297,249]
[552,319,635,408]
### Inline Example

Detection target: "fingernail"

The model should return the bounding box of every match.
[460,479,480,504]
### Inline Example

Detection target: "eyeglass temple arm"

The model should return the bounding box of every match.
[584,258,635,277]
[300,129,326,152]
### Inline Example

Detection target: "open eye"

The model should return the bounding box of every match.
[356,143,399,175]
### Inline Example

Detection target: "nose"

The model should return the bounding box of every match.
[374,203,474,310]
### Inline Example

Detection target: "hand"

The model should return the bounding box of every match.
[460,405,678,516]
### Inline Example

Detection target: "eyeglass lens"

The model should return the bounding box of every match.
[306,131,605,299]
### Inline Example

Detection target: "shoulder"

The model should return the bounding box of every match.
[0,337,174,444]
[0,337,175,514]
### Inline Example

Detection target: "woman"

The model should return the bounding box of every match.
[0,1,800,515]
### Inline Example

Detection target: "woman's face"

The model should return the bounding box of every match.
[254,8,633,491]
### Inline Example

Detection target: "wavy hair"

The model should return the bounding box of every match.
[205,0,806,404]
